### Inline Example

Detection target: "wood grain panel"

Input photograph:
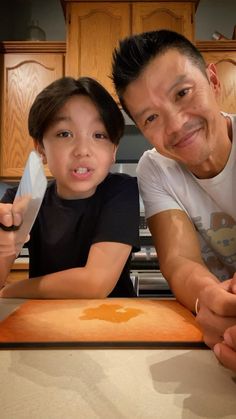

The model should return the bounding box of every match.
[132,3,194,41]
[66,2,130,97]
[1,53,64,178]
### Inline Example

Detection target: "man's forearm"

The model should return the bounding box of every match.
[162,259,219,312]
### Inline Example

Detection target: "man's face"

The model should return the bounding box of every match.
[123,49,227,177]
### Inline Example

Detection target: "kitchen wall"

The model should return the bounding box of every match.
[0,0,235,41]
[0,0,235,196]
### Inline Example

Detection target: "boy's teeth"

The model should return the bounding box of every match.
[76,168,88,174]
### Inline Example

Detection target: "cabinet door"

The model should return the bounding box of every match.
[200,50,236,114]
[132,2,194,41]
[1,53,64,178]
[66,2,130,97]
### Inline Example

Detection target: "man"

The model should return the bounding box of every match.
[112,29,236,373]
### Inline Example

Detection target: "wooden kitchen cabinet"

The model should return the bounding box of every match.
[64,0,197,97]
[6,261,29,284]
[65,2,130,96]
[132,2,195,41]
[0,42,66,179]
[197,41,236,114]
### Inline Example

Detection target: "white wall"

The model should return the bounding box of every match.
[0,0,235,41]
[0,0,65,41]
[196,0,236,40]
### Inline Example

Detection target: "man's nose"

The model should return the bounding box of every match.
[164,108,186,136]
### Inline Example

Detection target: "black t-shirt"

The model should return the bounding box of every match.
[2,173,140,297]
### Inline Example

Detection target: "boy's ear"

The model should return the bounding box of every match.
[33,140,47,164]
[112,145,118,163]
[206,63,221,94]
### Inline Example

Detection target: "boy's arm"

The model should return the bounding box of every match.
[0,241,132,298]
[148,209,236,347]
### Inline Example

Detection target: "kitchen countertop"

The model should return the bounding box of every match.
[0,298,236,418]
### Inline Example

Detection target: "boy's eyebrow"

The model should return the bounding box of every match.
[51,115,71,123]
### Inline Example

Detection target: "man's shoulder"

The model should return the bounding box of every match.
[137,148,180,175]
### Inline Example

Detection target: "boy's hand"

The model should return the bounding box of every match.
[0,199,29,257]
[0,202,22,230]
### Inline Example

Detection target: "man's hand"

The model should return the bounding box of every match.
[213,325,236,373]
[196,276,236,348]
[211,273,236,373]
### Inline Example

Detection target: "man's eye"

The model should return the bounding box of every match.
[177,88,190,98]
[145,114,158,125]
[57,131,73,138]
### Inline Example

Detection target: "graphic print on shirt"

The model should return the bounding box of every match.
[194,212,236,277]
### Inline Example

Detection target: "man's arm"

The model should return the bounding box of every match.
[0,241,132,298]
[148,209,236,348]
[148,209,218,310]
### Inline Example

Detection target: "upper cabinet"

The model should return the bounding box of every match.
[64,0,198,97]
[132,3,194,40]
[66,2,130,96]
[0,42,65,179]
[197,41,236,114]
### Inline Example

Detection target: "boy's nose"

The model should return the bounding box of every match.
[73,136,91,156]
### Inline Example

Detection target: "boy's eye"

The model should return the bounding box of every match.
[57,130,73,138]
[144,114,158,126]
[94,132,108,140]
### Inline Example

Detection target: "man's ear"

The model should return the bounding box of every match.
[206,63,221,94]
[33,140,47,164]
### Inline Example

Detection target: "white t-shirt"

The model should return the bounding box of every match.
[137,114,236,280]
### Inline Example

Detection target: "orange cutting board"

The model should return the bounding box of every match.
[0,299,204,348]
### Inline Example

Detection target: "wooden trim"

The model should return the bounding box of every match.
[196,40,236,52]
[12,261,29,270]
[0,41,66,53]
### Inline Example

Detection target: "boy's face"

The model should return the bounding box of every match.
[37,95,117,199]
[122,49,228,178]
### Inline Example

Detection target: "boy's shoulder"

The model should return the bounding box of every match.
[105,172,137,184]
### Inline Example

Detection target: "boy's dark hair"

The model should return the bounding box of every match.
[28,76,124,146]
[112,29,207,114]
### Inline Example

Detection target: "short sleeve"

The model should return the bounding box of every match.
[92,174,140,252]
